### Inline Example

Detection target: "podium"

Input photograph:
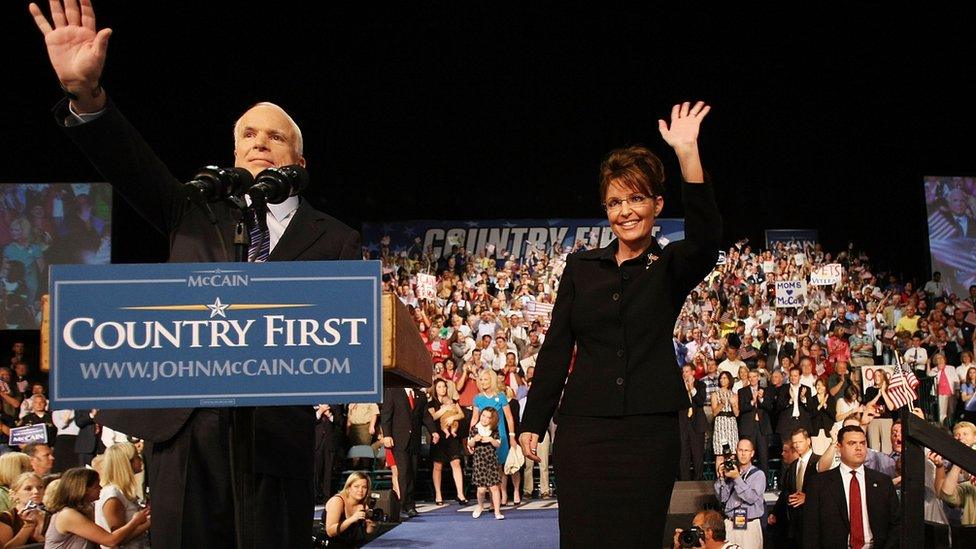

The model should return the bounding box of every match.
[46,261,430,548]
[381,292,433,388]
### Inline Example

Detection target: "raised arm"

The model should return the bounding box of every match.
[29,0,110,113]
[658,101,722,298]
[658,101,709,184]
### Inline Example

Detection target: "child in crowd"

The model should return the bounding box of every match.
[467,408,503,520]
[437,395,465,438]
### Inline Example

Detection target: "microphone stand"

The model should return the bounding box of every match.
[222,193,260,549]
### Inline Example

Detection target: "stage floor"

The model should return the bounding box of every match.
[358,500,561,548]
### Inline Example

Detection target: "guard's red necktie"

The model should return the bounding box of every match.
[849,470,864,549]
[407,389,415,410]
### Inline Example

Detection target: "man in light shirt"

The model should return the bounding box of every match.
[903,334,929,373]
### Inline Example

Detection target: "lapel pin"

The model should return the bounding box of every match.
[645,253,659,270]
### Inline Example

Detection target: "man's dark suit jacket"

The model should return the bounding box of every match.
[775,451,821,541]
[761,339,795,371]
[737,385,774,438]
[380,388,436,453]
[776,383,816,439]
[682,379,709,433]
[73,409,98,456]
[803,465,900,549]
[56,99,361,544]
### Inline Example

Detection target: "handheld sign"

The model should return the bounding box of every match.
[775,280,807,308]
[49,261,382,409]
[10,424,48,445]
[810,263,843,286]
[416,273,437,300]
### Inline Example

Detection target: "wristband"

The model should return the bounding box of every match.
[62,82,102,102]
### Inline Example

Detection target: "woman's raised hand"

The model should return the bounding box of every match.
[658,101,710,151]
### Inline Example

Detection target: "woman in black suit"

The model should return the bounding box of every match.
[810,378,836,440]
[519,101,721,547]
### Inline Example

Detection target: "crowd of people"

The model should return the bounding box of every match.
[0,342,150,547]
[3,229,976,546]
[357,233,976,546]
[0,184,111,329]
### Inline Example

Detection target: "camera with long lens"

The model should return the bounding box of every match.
[679,525,706,548]
[720,444,737,473]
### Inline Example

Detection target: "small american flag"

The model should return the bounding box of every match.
[904,369,920,391]
[888,369,919,410]
[526,301,554,320]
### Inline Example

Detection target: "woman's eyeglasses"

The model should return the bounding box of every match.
[602,194,656,212]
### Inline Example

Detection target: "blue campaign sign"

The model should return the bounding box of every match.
[49,261,382,409]
[9,424,48,445]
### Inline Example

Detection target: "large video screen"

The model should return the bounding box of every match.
[1,183,112,330]
[925,176,976,298]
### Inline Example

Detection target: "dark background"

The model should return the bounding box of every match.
[5,3,974,285]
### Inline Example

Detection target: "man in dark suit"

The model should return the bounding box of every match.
[769,439,799,548]
[678,364,708,480]
[737,370,773,471]
[314,404,347,503]
[803,425,900,549]
[777,367,815,441]
[73,408,99,466]
[31,3,361,547]
[772,428,820,547]
[381,387,438,518]
[761,324,795,371]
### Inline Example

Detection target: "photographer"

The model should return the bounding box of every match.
[672,510,742,549]
[714,438,766,548]
[322,472,378,548]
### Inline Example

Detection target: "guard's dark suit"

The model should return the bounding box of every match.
[314,405,347,503]
[802,466,900,549]
[73,409,99,466]
[56,100,361,548]
[380,387,437,514]
[774,451,821,546]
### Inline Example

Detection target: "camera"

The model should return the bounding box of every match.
[23,500,45,513]
[720,444,737,473]
[679,525,705,548]
[366,494,387,522]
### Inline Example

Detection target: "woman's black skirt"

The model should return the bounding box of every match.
[554,412,679,549]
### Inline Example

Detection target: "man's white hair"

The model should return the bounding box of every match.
[233,102,304,155]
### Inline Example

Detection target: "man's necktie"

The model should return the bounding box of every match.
[407,389,415,410]
[753,387,759,421]
[247,208,270,262]
[849,470,864,549]
[796,458,805,492]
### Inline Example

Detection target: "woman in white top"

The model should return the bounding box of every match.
[94,442,147,549]
[832,384,862,436]
[731,364,750,393]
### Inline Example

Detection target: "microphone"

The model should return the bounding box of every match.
[183,166,254,204]
[248,165,309,205]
